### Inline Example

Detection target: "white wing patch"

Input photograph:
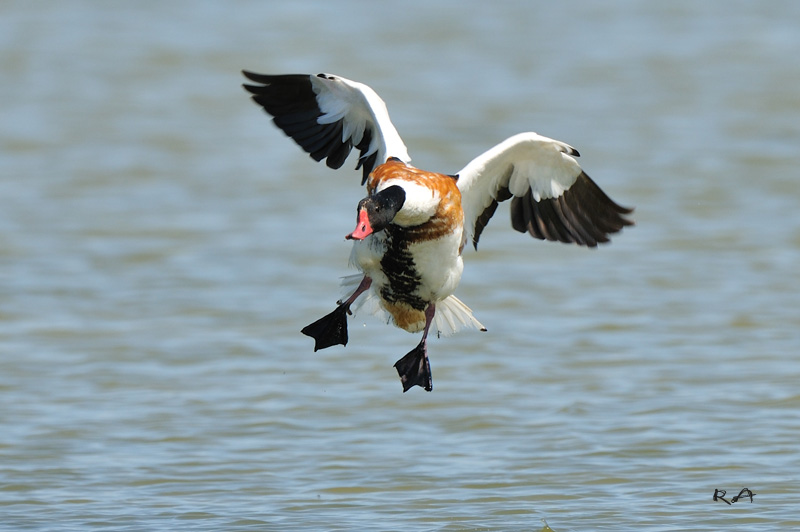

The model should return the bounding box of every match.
[311,74,409,170]
[505,155,578,201]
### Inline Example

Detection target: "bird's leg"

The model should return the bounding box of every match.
[394,304,436,392]
[301,276,372,352]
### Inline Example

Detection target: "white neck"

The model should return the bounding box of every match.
[378,179,439,227]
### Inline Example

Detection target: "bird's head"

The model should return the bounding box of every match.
[346,185,406,240]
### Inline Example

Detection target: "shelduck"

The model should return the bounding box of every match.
[242,71,633,392]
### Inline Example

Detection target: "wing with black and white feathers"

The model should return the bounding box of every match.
[457,132,633,249]
[242,71,410,184]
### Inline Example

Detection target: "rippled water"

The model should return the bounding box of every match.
[2,1,799,530]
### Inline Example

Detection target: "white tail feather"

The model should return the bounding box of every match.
[433,294,486,336]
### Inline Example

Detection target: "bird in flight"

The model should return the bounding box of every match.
[242,71,633,392]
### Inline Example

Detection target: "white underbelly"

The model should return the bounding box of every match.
[349,229,464,304]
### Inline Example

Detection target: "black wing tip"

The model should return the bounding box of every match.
[241,70,261,94]
[577,171,635,223]
[241,69,278,85]
[241,71,316,93]
[241,69,309,79]
[241,69,258,80]
[506,172,634,248]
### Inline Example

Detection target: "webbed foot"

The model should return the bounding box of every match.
[394,339,432,392]
[301,303,350,351]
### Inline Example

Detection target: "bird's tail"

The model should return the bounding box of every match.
[432,294,486,336]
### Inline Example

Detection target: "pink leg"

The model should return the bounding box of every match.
[339,276,372,310]
[419,303,435,346]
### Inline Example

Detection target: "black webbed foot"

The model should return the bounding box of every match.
[301,303,350,351]
[394,340,432,392]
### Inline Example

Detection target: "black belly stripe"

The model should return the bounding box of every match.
[380,226,427,311]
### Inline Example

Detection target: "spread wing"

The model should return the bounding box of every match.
[242,71,410,185]
[457,132,634,249]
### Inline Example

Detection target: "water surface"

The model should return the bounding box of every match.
[1,1,799,530]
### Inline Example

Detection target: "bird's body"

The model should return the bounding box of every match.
[351,159,468,334]
[242,71,634,392]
